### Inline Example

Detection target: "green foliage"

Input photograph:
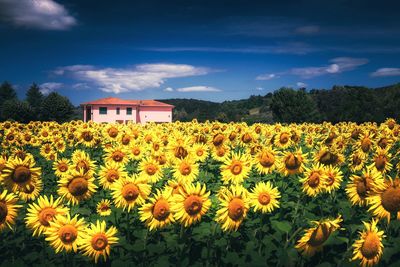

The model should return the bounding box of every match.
[1,100,34,122]
[25,83,43,119]
[40,92,74,122]
[0,81,17,117]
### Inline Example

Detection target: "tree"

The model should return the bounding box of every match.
[270,87,320,123]
[40,92,74,122]
[0,81,17,113]
[1,100,34,122]
[26,83,43,119]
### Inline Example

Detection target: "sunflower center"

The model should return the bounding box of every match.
[146,164,157,175]
[361,138,372,152]
[0,202,8,223]
[241,133,252,143]
[230,161,243,175]
[326,174,335,186]
[258,192,271,205]
[228,198,245,221]
[76,160,89,173]
[106,169,119,182]
[285,154,300,170]
[108,127,118,138]
[216,147,226,157]
[196,150,204,156]
[12,166,31,184]
[122,184,140,201]
[381,187,400,213]
[112,151,124,162]
[68,177,89,197]
[153,199,170,221]
[6,133,15,141]
[91,233,109,251]
[374,156,387,171]
[308,172,320,188]
[179,163,192,175]
[174,146,188,159]
[352,154,362,166]
[38,207,57,226]
[319,151,338,165]
[356,178,372,198]
[133,148,141,156]
[308,224,331,247]
[58,224,78,244]
[213,134,224,146]
[184,195,203,215]
[378,138,388,149]
[122,136,131,145]
[259,152,274,167]
[82,131,93,142]
[100,205,110,212]
[361,232,380,259]
[58,163,68,173]
[279,133,289,144]
[156,155,167,165]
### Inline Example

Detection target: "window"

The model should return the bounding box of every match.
[116,107,120,115]
[126,107,132,115]
[99,107,107,114]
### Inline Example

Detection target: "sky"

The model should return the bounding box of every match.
[0,0,399,105]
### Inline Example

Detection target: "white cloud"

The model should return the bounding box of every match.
[72,83,90,90]
[54,63,211,94]
[296,82,307,88]
[176,86,221,92]
[256,87,263,91]
[256,73,278,80]
[0,0,76,30]
[40,82,63,94]
[164,87,174,92]
[289,57,368,78]
[371,68,400,77]
[295,25,320,35]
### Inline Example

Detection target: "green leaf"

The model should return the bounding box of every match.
[271,220,292,233]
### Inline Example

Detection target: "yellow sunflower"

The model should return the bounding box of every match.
[192,143,209,162]
[322,165,343,194]
[80,220,119,263]
[368,147,392,175]
[17,178,42,202]
[25,195,69,236]
[253,147,278,175]
[171,182,211,227]
[173,158,199,184]
[98,161,128,190]
[138,157,163,183]
[367,178,400,222]
[110,176,151,212]
[139,189,175,231]
[0,190,22,232]
[96,199,112,216]
[45,213,86,253]
[104,145,130,166]
[300,163,326,197]
[57,169,97,205]
[346,168,385,207]
[215,185,249,232]
[278,148,308,176]
[273,129,293,149]
[349,150,366,172]
[249,181,280,213]
[220,152,252,184]
[295,215,342,257]
[314,146,344,166]
[71,149,96,178]
[53,158,71,178]
[76,127,98,147]
[1,156,41,192]
[352,219,385,267]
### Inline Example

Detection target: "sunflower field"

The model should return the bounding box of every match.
[1,119,400,267]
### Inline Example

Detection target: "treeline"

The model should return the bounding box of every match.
[0,82,77,123]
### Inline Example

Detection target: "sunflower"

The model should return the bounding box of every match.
[0,155,7,176]
[53,158,71,178]
[0,190,22,232]
[104,145,130,166]
[171,182,211,227]
[314,146,344,166]
[349,150,366,172]
[367,178,400,222]
[110,176,151,212]
[71,150,96,178]
[249,181,280,213]
[1,156,41,192]
[138,157,163,183]
[192,143,209,162]
[220,152,252,184]
[173,158,199,183]
[17,178,42,202]
[300,163,326,197]
[273,129,292,149]
[45,213,86,253]
[165,179,187,196]
[358,132,374,155]
[139,189,175,231]
[40,143,55,160]
[346,168,385,207]
[25,195,69,236]
[253,147,278,175]
[210,145,230,162]
[57,169,97,205]
[352,219,385,267]
[128,142,144,161]
[322,165,343,193]
[103,125,121,141]
[80,220,119,263]
[76,127,98,147]
[215,185,249,232]
[96,199,112,216]
[278,148,308,176]
[295,215,342,257]
[368,147,392,175]
[98,161,128,190]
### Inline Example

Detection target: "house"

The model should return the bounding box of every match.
[81,97,174,124]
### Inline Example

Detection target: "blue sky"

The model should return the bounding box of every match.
[0,0,399,105]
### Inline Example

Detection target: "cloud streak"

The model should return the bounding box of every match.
[39,82,63,94]
[371,68,400,77]
[0,0,76,30]
[176,86,221,92]
[54,63,211,94]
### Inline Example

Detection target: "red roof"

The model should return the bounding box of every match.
[81,97,174,107]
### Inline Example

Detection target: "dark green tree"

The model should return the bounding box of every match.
[270,87,320,123]
[40,92,74,122]
[26,83,43,119]
[0,81,17,114]
[1,100,34,122]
